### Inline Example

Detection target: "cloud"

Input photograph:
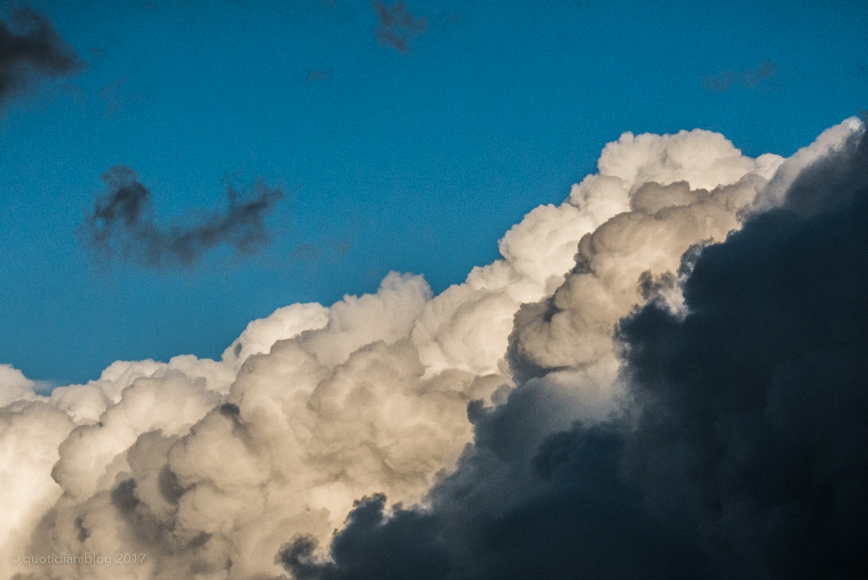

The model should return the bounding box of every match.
[3,119,867,579]
[430,10,463,29]
[98,77,146,117]
[620,121,868,578]
[0,8,83,111]
[277,119,868,580]
[291,242,324,265]
[702,61,776,92]
[78,165,283,269]
[306,68,332,82]
[372,1,428,53]
[279,420,712,580]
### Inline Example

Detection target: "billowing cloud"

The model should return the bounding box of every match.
[78,165,284,269]
[372,1,427,53]
[279,120,868,580]
[0,8,83,111]
[3,119,866,580]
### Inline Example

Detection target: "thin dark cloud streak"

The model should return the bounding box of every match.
[306,68,332,82]
[372,1,427,53]
[79,165,283,270]
[0,8,83,111]
[98,77,146,117]
[278,125,868,579]
[702,61,776,92]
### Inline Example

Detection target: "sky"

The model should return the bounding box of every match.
[1,0,866,385]
[3,3,868,579]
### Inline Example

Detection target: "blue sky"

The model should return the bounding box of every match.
[1,0,866,384]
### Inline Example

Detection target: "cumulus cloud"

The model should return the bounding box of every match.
[78,165,283,269]
[372,1,428,53]
[279,119,868,580]
[3,119,866,580]
[0,8,83,111]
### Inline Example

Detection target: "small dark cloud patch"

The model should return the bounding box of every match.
[277,125,868,579]
[0,7,84,111]
[79,165,283,270]
[329,238,350,256]
[702,61,776,92]
[291,235,351,268]
[99,77,146,118]
[371,1,427,53]
[291,243,323,265]
[306,68,332,82]
[85,46,104,60]
[430,10,463,29]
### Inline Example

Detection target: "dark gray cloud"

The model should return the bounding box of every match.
[621,125,868,579]
[277,126,868,579]
[371,1,427,53]
[79,165,283,269]
[702,61,776,92]
[0,8,83,111]
[279,407,712,580]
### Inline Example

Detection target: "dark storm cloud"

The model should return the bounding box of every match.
[0,8,83,111]
[277,125,868,580]
[620,125,868,579]
[702,61,776,92]
[371,1,427,53]
[79,165,283,269]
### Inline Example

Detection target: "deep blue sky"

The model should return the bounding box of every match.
[1,0,866,384]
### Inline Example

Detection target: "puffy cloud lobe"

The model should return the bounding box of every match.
[0,8,83,111]
[414,128,780,386]
[756,117,863,211]
[0,401,75,580]
[222,302,329,370]
[5,121,856,579]
[51,370,224,502]
[0,363,37,406]
[506,131,782,420]
[278,120,868,580]
[78,165,283,269]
